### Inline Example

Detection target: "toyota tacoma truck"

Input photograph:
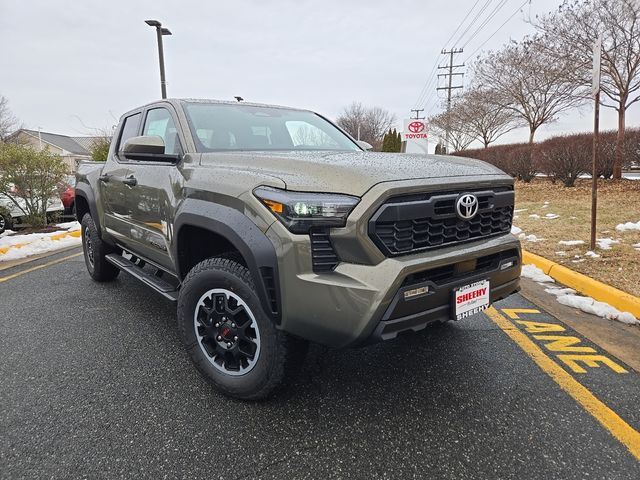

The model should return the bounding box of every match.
[76,99,521,400]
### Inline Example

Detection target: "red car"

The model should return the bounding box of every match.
[60,175,76,216]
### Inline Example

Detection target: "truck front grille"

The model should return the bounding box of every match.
[369,188,514,257]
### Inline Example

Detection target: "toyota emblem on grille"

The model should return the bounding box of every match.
[456,194,479,220]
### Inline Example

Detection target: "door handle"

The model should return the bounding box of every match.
[122,175,138,187]
[98,174,110,183]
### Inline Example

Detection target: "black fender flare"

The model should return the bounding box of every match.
[173,199,281,324]
[74,183,101,233]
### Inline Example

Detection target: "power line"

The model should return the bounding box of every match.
[461,0,510,49]
[464,0,531,63]
[452,0,494,47]
[412,0,483,108]
[442,0,482,50]
[419,0,491,111]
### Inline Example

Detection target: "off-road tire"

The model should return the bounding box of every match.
[81,213,120,282]
[178,257,307,401]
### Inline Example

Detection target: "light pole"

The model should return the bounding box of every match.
[145,20,172,99]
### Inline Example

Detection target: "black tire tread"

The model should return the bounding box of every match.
[81,213,120,282]
[178,256,305,401]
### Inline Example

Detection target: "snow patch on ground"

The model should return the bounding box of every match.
[0,230,16,238]
[616,220,640,232]
[544,213,560,219]
[522,264,639,325]
[511,226,522,235]
[514,208,528,213]
[559,240,585,246]
[585,251,600,258]
[555,251,567,256]
[0,234,81,261]
[634,243,640,251]
[0,225,81,261]
[521,264,555,283]
[56,221,81,231]
[556,295,639,325]
[520,234,545,242]
[544,287,576,296]
[529,214,540,219]
[596,237,619,250]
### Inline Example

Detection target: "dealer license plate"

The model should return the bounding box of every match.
[454,280,490,320]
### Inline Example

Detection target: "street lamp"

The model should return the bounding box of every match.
[145,19,172,99]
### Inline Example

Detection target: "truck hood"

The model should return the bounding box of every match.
[199,151,508,196]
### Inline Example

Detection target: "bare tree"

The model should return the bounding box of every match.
[534,0,640,178]
[336,102,396,148]
[428,106,476,152]
[473,36,586,145]
[457,87,523,148]
[0,95,20,141]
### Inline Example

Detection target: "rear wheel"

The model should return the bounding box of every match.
[178,257,307,400]
[81,213,120,282]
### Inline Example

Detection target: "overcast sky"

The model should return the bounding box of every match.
[1,0,637,148]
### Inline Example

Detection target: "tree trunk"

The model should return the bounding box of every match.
[528,126,537,145]
[613,108,625,179]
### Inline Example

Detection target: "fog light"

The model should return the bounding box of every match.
[404,286,429,299]
[500,260,515,270]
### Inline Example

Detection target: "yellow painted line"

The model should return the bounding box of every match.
[0,252,82,283]
[0,230,81,255]
[522,250,640,319]
[485,306,640,461]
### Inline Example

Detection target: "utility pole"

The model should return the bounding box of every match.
[437,48,464,152]
[410,108,425,120]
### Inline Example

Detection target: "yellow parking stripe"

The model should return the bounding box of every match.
[0,252,82,283]
[485,306,640,461]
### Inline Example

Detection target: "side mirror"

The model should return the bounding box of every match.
[356,140,373,151]
[121,135,180,162]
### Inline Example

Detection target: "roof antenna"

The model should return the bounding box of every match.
[234,96,244,102]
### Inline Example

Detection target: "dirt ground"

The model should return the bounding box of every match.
[514,178,640,297]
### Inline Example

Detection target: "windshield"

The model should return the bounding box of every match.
[183,102,361,153]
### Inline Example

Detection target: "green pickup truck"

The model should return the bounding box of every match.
[76,99,521,400]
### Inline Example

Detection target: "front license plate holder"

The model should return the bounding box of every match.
[454,280,490,320]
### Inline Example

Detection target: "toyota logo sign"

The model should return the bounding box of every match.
[408,121,425,133]
[456,194,479,220]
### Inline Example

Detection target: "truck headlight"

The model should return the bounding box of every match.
[254,186,359,234]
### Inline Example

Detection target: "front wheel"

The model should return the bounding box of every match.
[178,257,307,400]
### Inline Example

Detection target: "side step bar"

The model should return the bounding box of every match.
[105,253,178,302]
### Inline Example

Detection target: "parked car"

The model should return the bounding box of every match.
[0,184,65,234]
[60,174,76,216]
[76,99,521,400]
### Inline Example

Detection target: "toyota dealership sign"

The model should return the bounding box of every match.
[404,120,428,140]
[403,119,428,154]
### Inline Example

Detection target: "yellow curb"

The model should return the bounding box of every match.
[0,230,81,256]
[522,250,640,319]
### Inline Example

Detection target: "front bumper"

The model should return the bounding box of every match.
[266,220,521,348]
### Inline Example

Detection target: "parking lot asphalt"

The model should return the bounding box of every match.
[1,248,639,479]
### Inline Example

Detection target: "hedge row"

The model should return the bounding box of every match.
[453,129,640,186]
